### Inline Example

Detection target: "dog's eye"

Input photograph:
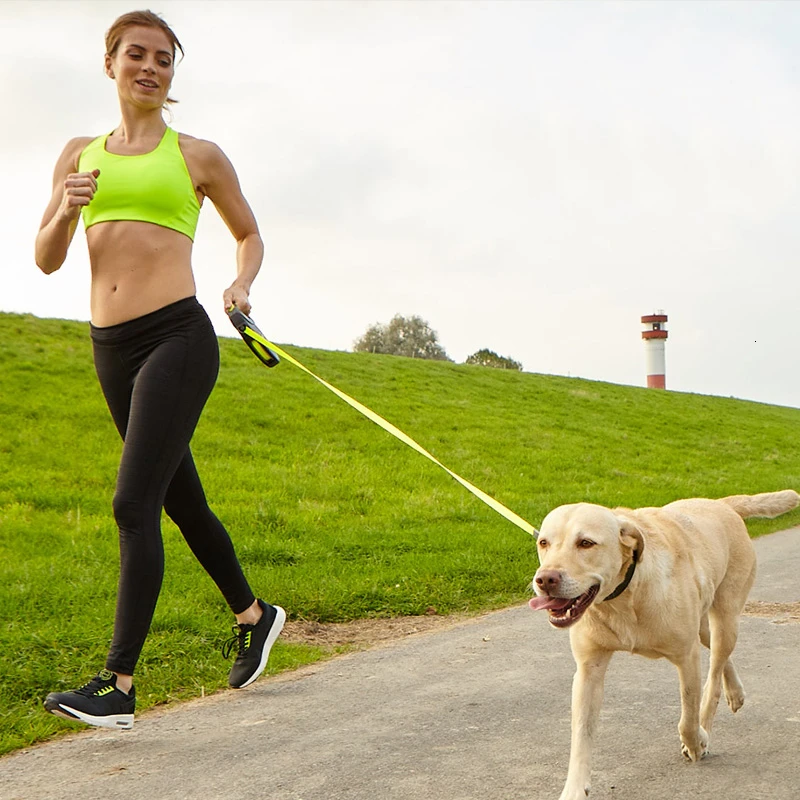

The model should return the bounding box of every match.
[538,538,549,548]
[578,539,596,549]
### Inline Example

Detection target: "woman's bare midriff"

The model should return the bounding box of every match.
[87,220,197,327]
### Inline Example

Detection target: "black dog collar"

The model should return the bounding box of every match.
[603,550,639,602]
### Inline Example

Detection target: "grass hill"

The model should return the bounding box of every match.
[1,311,799,754]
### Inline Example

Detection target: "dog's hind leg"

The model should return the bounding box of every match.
[700,607,743,735]
[701,552,755,725]
[699,612,745,716]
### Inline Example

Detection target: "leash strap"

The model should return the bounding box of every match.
[230,313,538,538]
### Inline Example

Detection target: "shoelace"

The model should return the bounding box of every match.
[222,624,253,660]
[75,672,114,696]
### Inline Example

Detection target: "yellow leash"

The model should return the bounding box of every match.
[228,308,538,538]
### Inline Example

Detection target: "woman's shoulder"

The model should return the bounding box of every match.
[176,132,237,188]
[176,131,227,161]
[66,134,99,147]
[55,135,103,172]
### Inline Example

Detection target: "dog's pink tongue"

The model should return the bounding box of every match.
[528,596,573,612]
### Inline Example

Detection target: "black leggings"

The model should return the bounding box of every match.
[91,297,255,675]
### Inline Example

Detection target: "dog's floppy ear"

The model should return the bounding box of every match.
[617,516,645,561]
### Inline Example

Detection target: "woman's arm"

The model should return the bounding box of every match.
[35,138,96,274]
[190,138,264,315]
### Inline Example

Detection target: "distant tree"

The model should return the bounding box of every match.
[465,349,523,371]
[353,314,452,361]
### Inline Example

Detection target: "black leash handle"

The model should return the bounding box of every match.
[227,306,281,368]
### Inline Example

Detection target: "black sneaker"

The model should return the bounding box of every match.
[223,600,286,688]
[44,669,135,730]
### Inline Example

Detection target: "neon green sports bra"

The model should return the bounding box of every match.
[78,127,201,240]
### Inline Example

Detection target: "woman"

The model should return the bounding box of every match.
[35,10,284,730]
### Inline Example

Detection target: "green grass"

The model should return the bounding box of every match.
[1,311,799,754]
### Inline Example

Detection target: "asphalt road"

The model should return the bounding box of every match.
[2,527,799,800]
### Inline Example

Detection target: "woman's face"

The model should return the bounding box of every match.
[105,25,176,110]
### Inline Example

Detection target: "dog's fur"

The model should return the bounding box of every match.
[529,490,799,800]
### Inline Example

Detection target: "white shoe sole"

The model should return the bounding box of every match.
[236,605,286,689]
[51,704,135,730]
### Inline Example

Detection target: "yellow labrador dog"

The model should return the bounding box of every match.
[529,489,799,800]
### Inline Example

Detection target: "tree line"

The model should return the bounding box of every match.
[353,314,522,371]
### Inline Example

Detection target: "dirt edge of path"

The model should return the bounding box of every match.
[280,600,800,651]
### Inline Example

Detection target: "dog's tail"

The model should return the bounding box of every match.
[720,490,800,519]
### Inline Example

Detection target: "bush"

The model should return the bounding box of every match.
[465,349,522,371]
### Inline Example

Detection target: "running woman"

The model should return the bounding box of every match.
[35,10,285,730]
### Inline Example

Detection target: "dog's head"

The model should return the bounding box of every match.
[529,503,644,629]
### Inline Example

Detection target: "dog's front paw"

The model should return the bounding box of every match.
[680,726,709,762]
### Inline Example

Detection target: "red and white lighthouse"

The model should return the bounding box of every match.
[641,311,668,389]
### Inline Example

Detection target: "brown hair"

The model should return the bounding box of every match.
[105,10,184,106]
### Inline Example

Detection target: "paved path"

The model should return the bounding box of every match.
[2,528,799,800]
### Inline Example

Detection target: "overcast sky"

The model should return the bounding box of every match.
[2,0,799,408]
